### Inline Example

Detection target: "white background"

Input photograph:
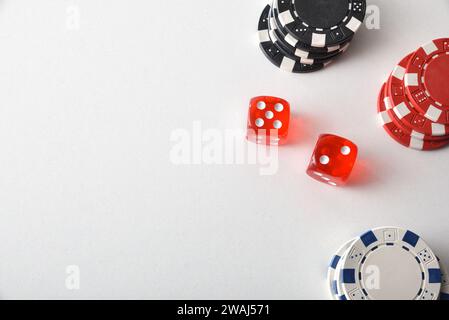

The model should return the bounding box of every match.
[0,0,448,299]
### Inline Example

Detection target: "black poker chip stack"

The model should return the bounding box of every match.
[258,0,367,73]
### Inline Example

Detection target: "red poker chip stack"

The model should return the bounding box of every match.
[377,38,449,151]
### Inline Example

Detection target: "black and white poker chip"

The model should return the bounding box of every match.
[268,6,349,62]
[277,0,366,48]
[257,0,366,73]
[258,4,327,73]
[271,0,353,54]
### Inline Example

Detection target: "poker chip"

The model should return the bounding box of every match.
[268,6,347,63]
[333,245,353,300]
[377,82,449,151]
[340,227,441,300]
[256,1,366,73]
[404,38,449,125]
[270,0,352,57]
[275,0,366,48]
[327,227,444,300]
[267,9,338,66]
[258,4,327,73]
[385,54,449,141]
[438,258,449,300]
[377,39,449,150]
[327,238,356,300]
[328,231,448,300]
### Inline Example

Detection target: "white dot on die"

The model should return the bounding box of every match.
[255,118,264,127]
[319,155,330,165]
[273,120,282,129]
[257,101,266,110]
[265,111,274,119]
[341,146,351,155]
[274,103,284,112]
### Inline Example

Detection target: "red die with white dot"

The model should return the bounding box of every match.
[247,96,290,145]
[306,134,358,186]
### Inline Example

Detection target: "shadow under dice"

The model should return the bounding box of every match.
[307,134,358,186]
[247,96,290,145]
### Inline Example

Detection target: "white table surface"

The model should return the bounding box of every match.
[0,0,448,299]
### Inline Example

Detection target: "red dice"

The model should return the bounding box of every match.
[247,96,290,145]
[307,134,358,186]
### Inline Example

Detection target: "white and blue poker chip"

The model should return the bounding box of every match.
[338,227,441,300]
[438,257,449,300]
[333,245,354,300]
[327,238,356,300]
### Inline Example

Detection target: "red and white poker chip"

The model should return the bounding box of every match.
[385,53,449,141]
[377,82,449,151]
[404,38,449,125]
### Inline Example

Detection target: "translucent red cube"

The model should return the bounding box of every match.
[307,134,358,186]
[247,96,290,145]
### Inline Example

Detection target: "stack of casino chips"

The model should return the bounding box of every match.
[327,226,449,300]
[377,38,449,151]
[257,0,367,73]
